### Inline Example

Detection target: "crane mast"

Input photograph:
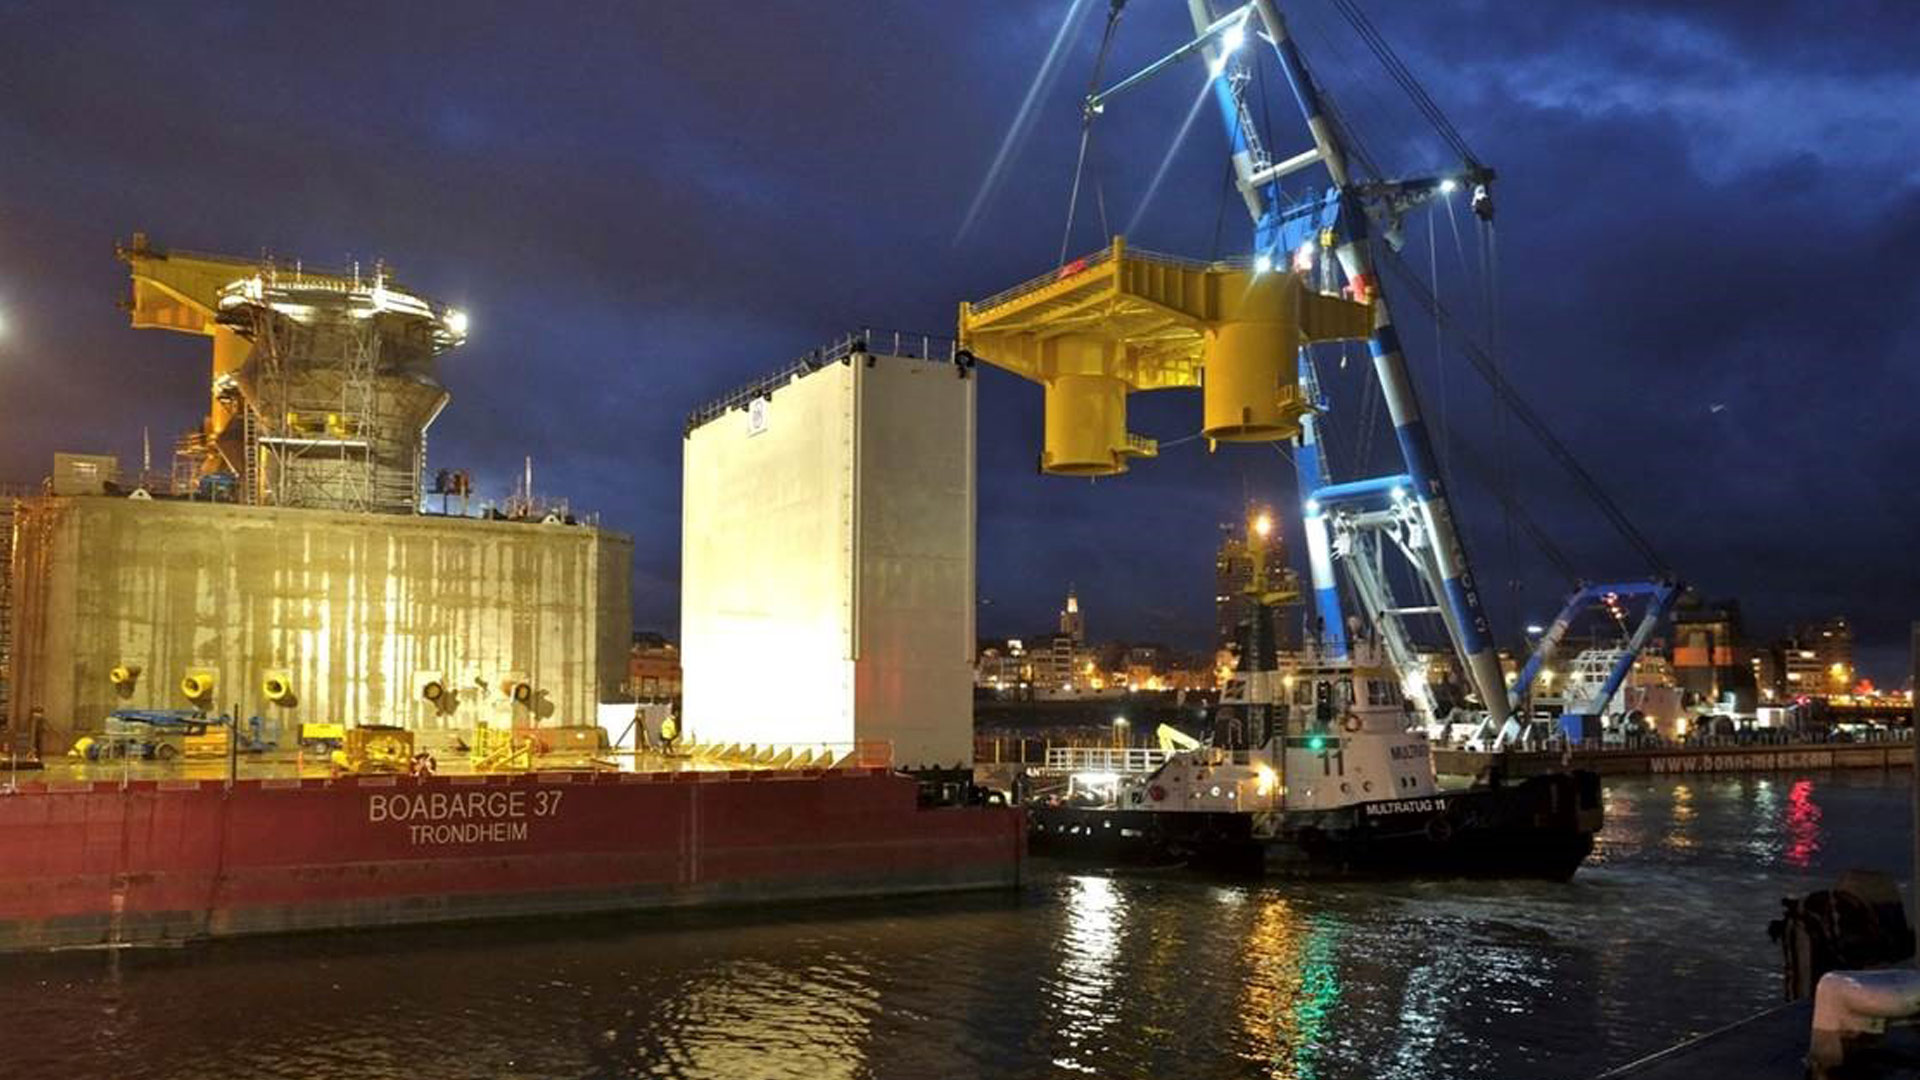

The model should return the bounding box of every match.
[972,1,1675,739]
[1184,0,1511,727]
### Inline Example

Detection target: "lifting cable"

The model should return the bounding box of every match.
[1445,440,1580,588]
[1428,204,1451,486]
[1478,214,1525,632]
[1328,0,1479,168]
[1375,241,1669,576]
[1293,0,1401,180]
[1210,156,1234,260]
[1354,356,1381,470]
[1059,0,1128,268]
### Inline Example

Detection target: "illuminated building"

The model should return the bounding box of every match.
[1059,586,1085,643]
[1670,598,1752,705]
[628,632,681,701]
[975,638,1034,696]
[1214,508,1289,647]
[1761,616,1854,699]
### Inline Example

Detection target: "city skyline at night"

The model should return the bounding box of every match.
[3,1,1915,678]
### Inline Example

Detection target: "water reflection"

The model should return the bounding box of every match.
[0,773,1905,1080]
[1664,782,1696,853]
[1785,778,1823,868]
[1388,927,1473,1077]
[1236,896,1343,1080]
[1049,874,1124,1073]
[597,953,880,1080]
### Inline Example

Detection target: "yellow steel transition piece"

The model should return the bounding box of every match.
[958,237,1373,476]
[117,235,263,477]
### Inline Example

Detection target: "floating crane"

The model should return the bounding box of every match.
[963,0,1677,744]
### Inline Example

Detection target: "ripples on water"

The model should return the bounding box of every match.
[0,772,1907,1080]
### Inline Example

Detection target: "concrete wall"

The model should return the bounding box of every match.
[681,353,975,768]
[6,496,631,745]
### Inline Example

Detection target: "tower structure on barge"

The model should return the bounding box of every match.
[4,236,630,751]
[120,233,466,514]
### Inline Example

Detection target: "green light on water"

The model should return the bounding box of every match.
[1289,914,1342,1080]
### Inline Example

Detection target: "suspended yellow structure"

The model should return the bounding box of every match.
[958,237,1373,476]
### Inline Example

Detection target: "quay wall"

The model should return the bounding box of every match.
[1435,741,1914,778]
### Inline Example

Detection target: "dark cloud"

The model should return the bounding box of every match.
[2,1,1913,679]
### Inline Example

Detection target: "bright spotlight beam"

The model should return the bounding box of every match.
[1125,74,1218,236]
[956,0,1097,243]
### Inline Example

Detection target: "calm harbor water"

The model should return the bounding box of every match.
[0,771,1908,1080]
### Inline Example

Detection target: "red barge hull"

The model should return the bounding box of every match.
[0,768,1024,951]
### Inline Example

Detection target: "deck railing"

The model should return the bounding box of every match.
[967,239,1253,316]
[1040,746,1175,775]
[686,328,958,432]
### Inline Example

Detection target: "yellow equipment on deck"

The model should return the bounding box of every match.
[181,724,231,759]
[469,723,537,773]
[330,725,414,775]
[470,724,613,773]
[958,237,1372,475]
[300,722,346,750]
[1155,723,1203,753]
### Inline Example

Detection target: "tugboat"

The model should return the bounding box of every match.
[1028,515,1602,881]
[1028,643,1601,879]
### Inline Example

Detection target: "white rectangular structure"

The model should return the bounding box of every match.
[681,351,976,768]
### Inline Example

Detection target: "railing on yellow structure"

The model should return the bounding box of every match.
[968,238,1254,317]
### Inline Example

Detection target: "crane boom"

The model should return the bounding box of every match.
[1181,0,1510,725]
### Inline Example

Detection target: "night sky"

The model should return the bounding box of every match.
[3,1,1916,681]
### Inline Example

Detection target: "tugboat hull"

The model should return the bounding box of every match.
[1030,770,1601,882]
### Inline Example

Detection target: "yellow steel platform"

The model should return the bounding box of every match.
[958,237,1372,475]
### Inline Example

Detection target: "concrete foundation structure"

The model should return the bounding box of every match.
[6,495,631,748]
[680,346,976,769]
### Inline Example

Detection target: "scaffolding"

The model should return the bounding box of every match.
[216,262,459,514]
[236,296,379,511]
[119,236,465,516]
[0,485,51,734]
[0,487,18,723]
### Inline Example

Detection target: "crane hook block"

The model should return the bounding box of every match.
[958,237,1370,476]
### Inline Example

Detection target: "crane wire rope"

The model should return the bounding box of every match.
[1428,203,1451,487]
[1374,241,1668,575]
[1210,154,1234,260]
[1476,214,1525,636]
[1446,438,1579,583]
[1287,1,1664,584]
[1292,0,1407,180]
[1058,0,1128,268]
[1327,0,1479,167]
[1316,1,1615,610]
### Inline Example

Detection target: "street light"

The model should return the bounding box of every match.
[1112,714,1129,748]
